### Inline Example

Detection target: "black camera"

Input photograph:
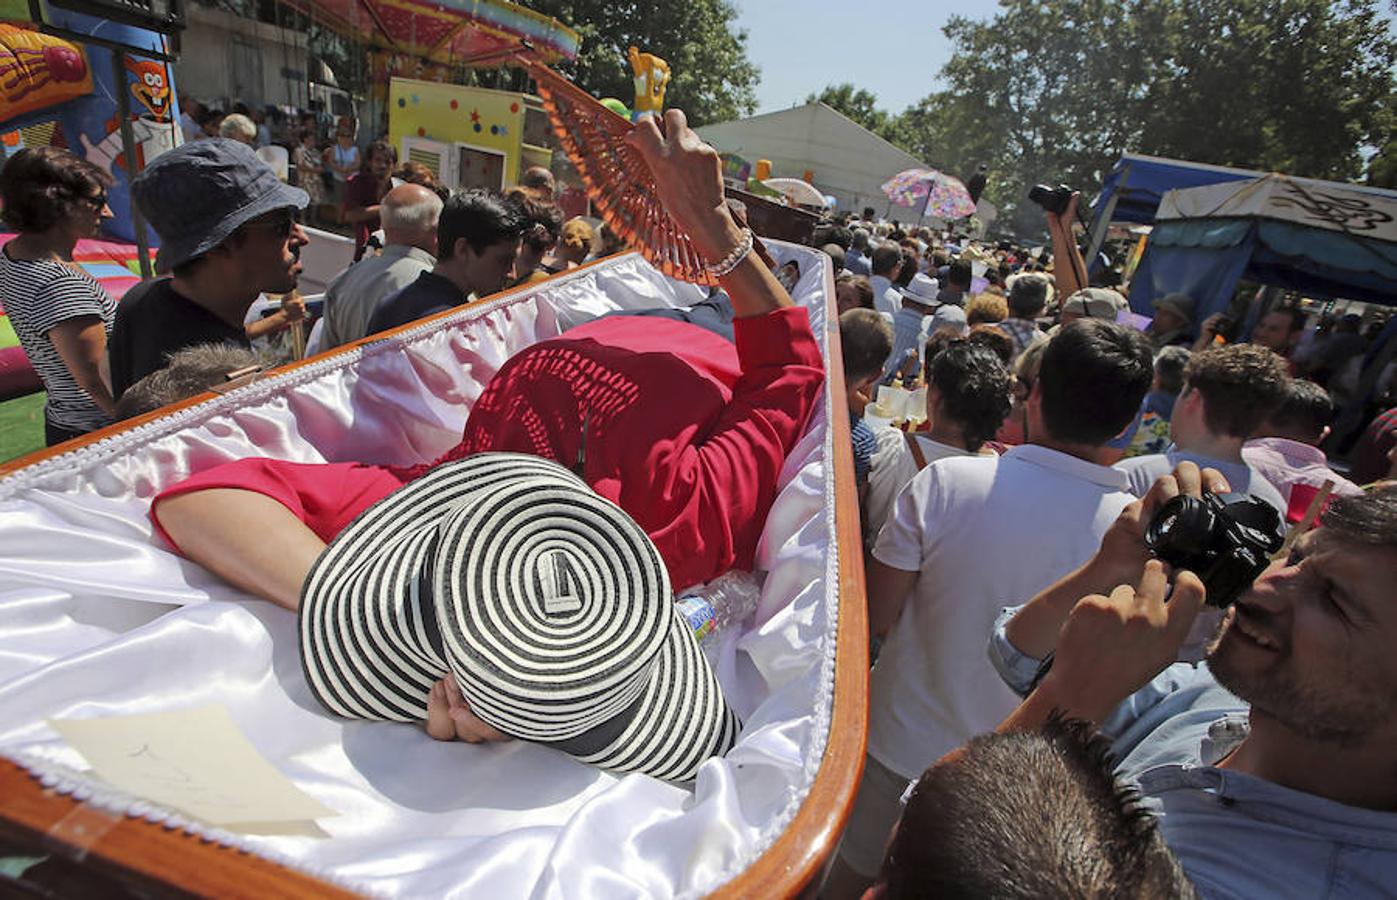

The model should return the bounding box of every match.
[1144,493,1284,608]
[1028,183,1075,216]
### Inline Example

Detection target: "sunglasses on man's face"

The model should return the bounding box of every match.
[79,191,108,210]
[241,209,300,240]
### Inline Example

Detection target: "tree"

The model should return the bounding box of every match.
[806,83,890,136]
[894,0,1397,235]
[525,0,758,126]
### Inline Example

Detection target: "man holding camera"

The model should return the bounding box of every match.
[992,465,1397,897]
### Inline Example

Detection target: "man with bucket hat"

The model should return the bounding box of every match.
[107,138,309,397]
[881,272,940,382]
[151,109,823,781]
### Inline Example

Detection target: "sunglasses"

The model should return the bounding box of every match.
[240,209,300,240]
[79,190,108,209]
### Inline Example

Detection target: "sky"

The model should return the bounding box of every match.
[730,0,1004,116]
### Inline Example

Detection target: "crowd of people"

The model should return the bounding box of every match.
[0,135,611,444]
[822,190,1397,897]
[2,104,1397,897]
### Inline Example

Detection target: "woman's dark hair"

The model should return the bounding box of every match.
[926,340,1013,450]
[438,189,526,259]
[515,196,564,252]
[0,147,112,233]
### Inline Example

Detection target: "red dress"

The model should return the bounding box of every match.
[153,307,825,590]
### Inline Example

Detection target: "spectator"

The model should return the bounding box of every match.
[1115,343,1288,514]
[197,108,224,139]
[1149,292,1195,349]
[178,95,202,144]
[821,242,847,275]
[114,343,261,419]
[366,189,524,334]
[553,218,595,270]
[321,184,442,348]
[1349,405,1397,485]
[1250,306,1306,365]
[830,320,1153,896]
[344,140,397,261]
[936,259,972,307]
[1122,345,1190,458]
[0,147,117,444]
[846,228,872,275]
[869,244,902,317]
[291,127,326,226]
[993,341,1048,447]
[966,322,1014,365]
[110,139,308,398]
[1243,377,1363,520]
[218,113,258,147]
[881,273,939,382]
[868,717,1196,900]
[835,273,874,314]
[965,292,1007,326]
[864,340,1012,543]
[519,165,556,200]
[994,480,1397,898]
[510,196,564,286]
[596,220,627,258]
[999,273,1050,359]
[323,117,359,199]
[1302,313,1365,387]
[395,161,444,198]
[840,308,893,504]
[927,303,968,339]
[1058,286,1127,329]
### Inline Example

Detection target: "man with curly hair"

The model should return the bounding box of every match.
[1115,343,1288,513]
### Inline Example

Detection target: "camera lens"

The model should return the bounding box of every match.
[1144,495,1216,562]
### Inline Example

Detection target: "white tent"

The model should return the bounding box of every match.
[697,102,938,216]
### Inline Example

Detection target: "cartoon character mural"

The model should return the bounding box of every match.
[627,46,669,122]
[0,11,179,242]
[78,55,177,176]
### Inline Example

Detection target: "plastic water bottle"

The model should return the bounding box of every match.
[674,571,763,645]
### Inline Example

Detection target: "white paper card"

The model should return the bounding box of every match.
[49,705,336,826]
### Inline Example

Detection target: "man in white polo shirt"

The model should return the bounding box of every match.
[825,319,1155,898]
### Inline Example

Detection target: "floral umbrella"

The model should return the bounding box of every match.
[880,168,977,219]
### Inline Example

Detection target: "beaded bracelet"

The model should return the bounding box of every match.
[702,227,754,279]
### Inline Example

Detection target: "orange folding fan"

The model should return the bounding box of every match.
[492,49,719,287]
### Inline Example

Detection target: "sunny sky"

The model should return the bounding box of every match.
[731,0,1004,116]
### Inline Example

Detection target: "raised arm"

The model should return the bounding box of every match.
[625,109,790,319]
[1046,191,1088,302]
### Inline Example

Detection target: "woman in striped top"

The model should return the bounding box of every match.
[0,147,118,445]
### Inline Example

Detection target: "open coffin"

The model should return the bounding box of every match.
[0,246,868,897]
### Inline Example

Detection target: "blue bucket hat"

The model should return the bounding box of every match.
[132,139,308,270]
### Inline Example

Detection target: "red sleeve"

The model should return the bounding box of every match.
[150,459,406,552]
[646,307,825,588]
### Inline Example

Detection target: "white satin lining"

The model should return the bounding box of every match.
[0,248,840,898]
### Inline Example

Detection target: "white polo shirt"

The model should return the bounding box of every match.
[869,444,1135,779]
[865,429,974,547]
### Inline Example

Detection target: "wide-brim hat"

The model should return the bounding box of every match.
[133,138,307,271]
[900,272,941,307]
[1153,292,1195,326]
[299,453,738,783]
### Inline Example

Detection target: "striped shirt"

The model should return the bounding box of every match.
[0,247,116,431]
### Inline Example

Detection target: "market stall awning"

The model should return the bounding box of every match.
[282,0,578,67]
[1130,174,1397,315]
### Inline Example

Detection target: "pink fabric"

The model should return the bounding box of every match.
[1242,437,1363,521]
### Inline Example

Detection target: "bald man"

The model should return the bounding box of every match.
[322,183,443,348]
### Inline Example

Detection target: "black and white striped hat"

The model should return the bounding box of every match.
[298,453,739,783]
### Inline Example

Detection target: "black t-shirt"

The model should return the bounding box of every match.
[108,278,251,399]
[365,270,466,336]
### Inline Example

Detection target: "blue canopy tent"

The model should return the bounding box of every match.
[1126,174,1397,321]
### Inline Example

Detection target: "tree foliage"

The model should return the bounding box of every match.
[806,83,891,136]
[525,0,758,126]
[886,0,1397,234]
